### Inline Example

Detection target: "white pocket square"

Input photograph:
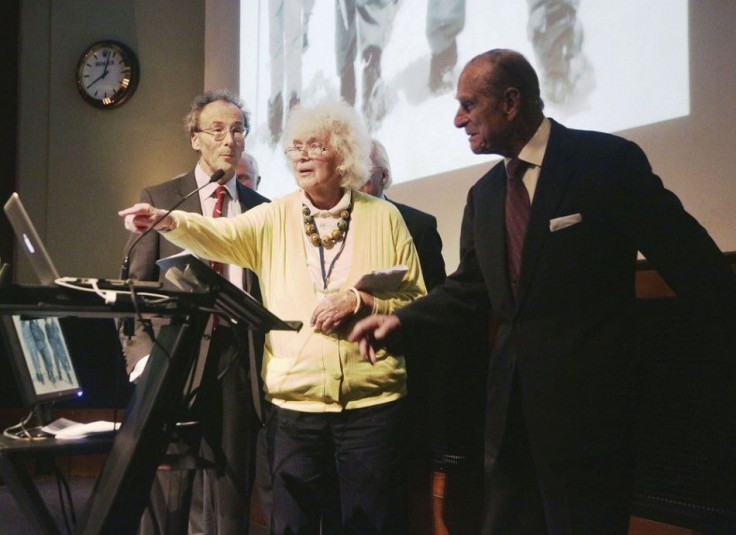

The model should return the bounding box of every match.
[549,213,582,232]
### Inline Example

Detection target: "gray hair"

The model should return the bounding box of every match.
[370,139,392,190]
[242,152,259,175]
[283,99,371,189]
[469,49,545,114]
[183,89,250,136]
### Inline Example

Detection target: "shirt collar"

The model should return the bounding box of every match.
[300,188,352,216]
[505,117,551,168]
[195,164,237,198]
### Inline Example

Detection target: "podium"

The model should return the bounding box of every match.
[0,263,299,535]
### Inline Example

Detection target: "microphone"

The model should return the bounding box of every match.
[121,168,226,280]
[120,168,226,336]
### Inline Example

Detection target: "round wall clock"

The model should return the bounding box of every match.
[76,40,140,109]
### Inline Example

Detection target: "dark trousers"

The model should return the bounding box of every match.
[139,326,258,535]
[265,399,408,535]
[197,336,259,535]
[483,379,635,535]
[138,427,199,535]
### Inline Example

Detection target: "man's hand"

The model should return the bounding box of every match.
[348,314,401,364]
[118,203,174,233]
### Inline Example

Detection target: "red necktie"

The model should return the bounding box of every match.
[210,185,227,275]
[505,158,530,297]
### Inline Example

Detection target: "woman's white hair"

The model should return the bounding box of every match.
[283,99,372,189]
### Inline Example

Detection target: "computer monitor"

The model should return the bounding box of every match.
[0,315,83,424]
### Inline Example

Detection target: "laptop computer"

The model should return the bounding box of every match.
[3,192,161,290]
[3,192,60,285]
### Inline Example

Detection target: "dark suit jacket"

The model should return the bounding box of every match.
[387,198,446,291]
[123,169,270,534]
[123,169,269,371]
[389,198,487,471]
[397,119,736,465]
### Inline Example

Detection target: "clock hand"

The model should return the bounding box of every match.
[86,72,106,89]
[87,53,111,89]
[100,52,111,78]
[85,52,113,89]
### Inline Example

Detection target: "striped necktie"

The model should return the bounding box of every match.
[505,158,530,297]
[210,185,228,275]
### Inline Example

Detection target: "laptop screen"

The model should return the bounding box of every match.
[3,193,60,285]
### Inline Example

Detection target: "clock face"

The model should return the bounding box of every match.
[76,40,139,109]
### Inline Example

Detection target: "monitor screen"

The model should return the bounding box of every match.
[1,315,83,407]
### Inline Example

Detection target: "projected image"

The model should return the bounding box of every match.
[14,317,80,396]
[241,0,688,199]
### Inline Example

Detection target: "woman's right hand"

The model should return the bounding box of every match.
[118,203,174,234]
[311,290,360,333]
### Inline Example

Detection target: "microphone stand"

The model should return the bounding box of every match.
[120,168,225,336]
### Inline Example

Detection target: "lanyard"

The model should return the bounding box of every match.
[318,234,348,289]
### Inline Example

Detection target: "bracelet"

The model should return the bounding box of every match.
[348,287,362,315]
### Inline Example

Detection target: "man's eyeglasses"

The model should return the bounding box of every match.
[195,125,248,142]
[284,143,331,161]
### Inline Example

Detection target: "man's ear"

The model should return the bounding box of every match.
[191,133,200,151]
[503,87,522,120]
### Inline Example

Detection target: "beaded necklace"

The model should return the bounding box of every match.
[302,194,353,289]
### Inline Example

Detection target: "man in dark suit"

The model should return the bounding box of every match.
[122,89,269,535]
[361,139,486,533]
[350,49,736,534]
[360,139,446,289]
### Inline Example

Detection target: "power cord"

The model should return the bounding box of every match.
[53,463,76,535]
[2,410,49,441]
[54,277,171,304]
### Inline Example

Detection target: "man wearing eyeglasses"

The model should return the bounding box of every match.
[121,89,269,535]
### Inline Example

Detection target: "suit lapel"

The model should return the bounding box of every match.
[480,165,514,308]
[236,182,259,212]
[517,120,577,302]
[234,183,250,289]
[178,171,204,214]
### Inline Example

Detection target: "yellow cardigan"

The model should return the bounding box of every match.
[165,189,426,412]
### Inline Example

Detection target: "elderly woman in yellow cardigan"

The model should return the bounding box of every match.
[120,98,425,534]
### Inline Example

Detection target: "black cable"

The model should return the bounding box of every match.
[53,463,76,534]
[124,280,174,364]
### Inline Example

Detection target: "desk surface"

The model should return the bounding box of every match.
[0,433,114,457]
